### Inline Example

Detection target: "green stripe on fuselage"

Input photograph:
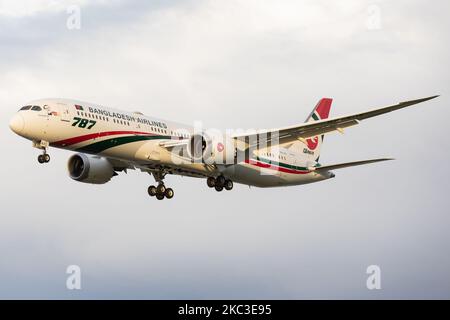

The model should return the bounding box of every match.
[76,135,171,154]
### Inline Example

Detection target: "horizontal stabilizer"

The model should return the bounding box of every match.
[315,158,394,172]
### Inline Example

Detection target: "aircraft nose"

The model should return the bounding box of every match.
[9,114,25,135]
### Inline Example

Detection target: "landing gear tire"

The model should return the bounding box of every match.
[165,188,174,199]
[207,177,216,188]
[156,194,165,200]
[224,179,233,191]
[216,176,226,187]
[215,185,224,192]
[38,153,50,164]
[148,185,157,197]
[156,184,166,195]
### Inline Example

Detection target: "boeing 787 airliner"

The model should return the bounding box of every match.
[9,95,438,200]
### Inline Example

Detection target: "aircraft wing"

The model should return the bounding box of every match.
[232,96,439,147]
[313,158,394,172]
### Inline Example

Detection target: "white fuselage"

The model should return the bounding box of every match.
[10,98,332,187]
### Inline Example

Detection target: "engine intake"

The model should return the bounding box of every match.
[187,133,236,164]
[68,153,115,184]
[188,134,212,162]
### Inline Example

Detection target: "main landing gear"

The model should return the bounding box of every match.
[207,176,233,192]
[148,183,174,200]
[148,170,174,200]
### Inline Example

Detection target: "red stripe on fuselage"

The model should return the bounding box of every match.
[53,131,153,147]
[245,159,311,175]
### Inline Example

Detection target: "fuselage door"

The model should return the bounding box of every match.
[57,103,71,122]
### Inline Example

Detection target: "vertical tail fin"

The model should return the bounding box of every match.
[291,98,333,162]
[304,98,332,122]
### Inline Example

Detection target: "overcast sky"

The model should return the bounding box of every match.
[0,0,449,299]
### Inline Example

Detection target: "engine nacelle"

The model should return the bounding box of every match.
[68,153,115,184]
[188,133,236,165]
[188,134,212,162]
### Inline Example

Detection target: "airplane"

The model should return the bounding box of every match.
[9,95,438,200]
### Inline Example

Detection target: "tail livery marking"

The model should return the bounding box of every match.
[300,98,333,159]
[314,98,332,120]
[306,136,319,150]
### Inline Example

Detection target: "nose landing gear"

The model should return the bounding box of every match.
[38,153,51,164]
[34,140,51,164]
[207,176,233,192]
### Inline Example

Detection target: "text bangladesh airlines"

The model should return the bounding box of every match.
[9,95,438,200]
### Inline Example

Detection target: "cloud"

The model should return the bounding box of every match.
[0,0,449,299]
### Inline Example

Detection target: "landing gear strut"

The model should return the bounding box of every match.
[207,176,233,192]
[147,170,174,200]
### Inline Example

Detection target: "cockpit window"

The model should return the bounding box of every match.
[31,106,42,111]
[20,105,32,111]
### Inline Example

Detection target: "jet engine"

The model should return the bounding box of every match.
[187,133,237,165]
[188,134,212,162]
[68,153,116,184]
